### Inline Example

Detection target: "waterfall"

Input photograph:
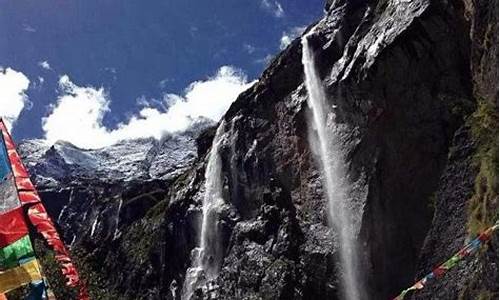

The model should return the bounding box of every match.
[90,215,99,237]
[58,188,74,223]
[113,197,123,240]
[301,32,363,300]
[182,121,226,300]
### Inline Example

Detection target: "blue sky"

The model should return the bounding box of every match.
[0,0,323,146]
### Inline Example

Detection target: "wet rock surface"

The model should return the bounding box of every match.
[16,0,497,299]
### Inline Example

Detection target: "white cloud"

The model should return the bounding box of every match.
[23,24,36,33]
[38,60,52,70]
[243,44,257,54]
[158,78,173,89]
[32,76,45,90]
[42,66,255,149]
[0,67,31,131]
[280,26,306,50]
[254,54,274,66]
[261,0,284,18]
[42,75,112,148]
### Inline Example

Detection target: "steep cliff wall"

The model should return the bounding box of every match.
[15,0,497,299]
[204,0,483,298]
[413,0,498,298]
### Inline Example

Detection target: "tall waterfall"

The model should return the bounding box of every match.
[301,32,363,300]
[182,121,226,300]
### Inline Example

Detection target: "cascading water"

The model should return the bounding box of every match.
[301,31,364,300]
[182,121,226,300]
[113,198,123,240]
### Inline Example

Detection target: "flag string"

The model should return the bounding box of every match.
[392,221,499,300]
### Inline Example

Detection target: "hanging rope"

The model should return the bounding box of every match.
[392,221,499,300]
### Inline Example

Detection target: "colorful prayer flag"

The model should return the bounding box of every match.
[392,221,499,300]
[0,118,88,299]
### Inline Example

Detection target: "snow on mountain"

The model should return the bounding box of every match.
[17,118,214,187]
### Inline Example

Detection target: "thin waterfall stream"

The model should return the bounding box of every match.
[301,31,363,300]
[182,121,226,300]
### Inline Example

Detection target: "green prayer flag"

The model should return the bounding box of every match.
[0,235,36,270]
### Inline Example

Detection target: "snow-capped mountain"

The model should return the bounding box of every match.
[18,119,214,187]
[11,0,499,298]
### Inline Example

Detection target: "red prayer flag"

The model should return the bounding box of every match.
[0,207,29,248]
[0,119,89,300]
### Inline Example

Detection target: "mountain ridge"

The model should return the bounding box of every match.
[14,0,498,299]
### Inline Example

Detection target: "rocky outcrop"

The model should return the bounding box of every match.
[16,122,213,299]
[412,0,499,298]
[16,0,497,299]
[205,0,482,298]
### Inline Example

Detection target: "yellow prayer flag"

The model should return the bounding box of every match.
[0,259,43,293]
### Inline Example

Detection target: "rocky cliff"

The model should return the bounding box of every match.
[15,0,498,299]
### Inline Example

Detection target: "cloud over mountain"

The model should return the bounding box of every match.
[0,67,31,131]
[42,66,255,149]
[261,0,284,18]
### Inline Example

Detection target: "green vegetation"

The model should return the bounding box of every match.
[476,290,494,300]
[70,246,122,300]
[122,221,156,265]
[427,192,438,211]
[458,287,494,300]
[145,198,168,219]
[467,99,499,235]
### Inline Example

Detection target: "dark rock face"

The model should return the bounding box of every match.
[17,0,497,299]
[17,123,213,300]
[412,0,499,298]
[210,1,480,299]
